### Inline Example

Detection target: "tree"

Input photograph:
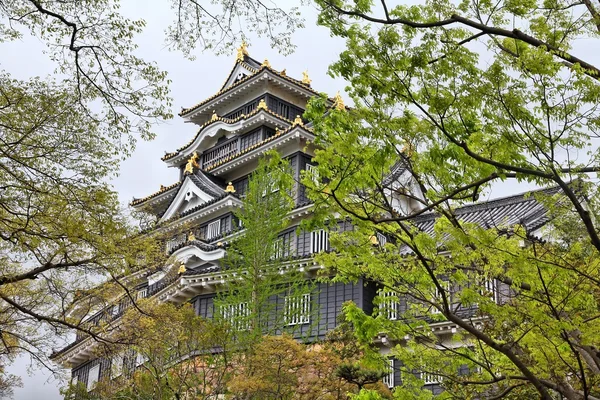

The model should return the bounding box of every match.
[0,0,307,391]
[299,0,600,399]
[216,154,314,343]
[63,301,232,400]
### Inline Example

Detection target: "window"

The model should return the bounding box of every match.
[431,280,451,315]
[275,231,295,259]
[376,232,387,247]
[136,288,147,300]
[421,372,440,385]
[310,229,329,253]
[206,220,221,240]
[479,278,498,303]
[285,293,311,325]
[383,358,395,388]
[221,302,250,330]
[136,352,147,366]
[87,364,100,391]
[112,354,124,377]
[305,164,319,184]
[380,290,399,320]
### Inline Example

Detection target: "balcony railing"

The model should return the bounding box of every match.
[201,126,275,170]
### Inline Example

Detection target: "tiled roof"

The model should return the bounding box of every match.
[167,239,220,256]
[130,181,181,206]
[163,107,295,162]
[409,186,561,236]
[179,62,318,117]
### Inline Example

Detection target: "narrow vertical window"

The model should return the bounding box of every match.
[305,164,319,183]
[380,290,399,320]
[206,220,221,240]
[221,302,250,330]
[87,364,100,391]
[310,229,329,253]
[284,293,311,325]
[383,358,395,388]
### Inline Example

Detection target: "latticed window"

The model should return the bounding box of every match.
[376,232,387,246]
[112,354,124,377]
[383,358,395,388]
[431,280,451,314]
[479,278,498,303]
[421,371,440,385]
[380,290,399,320]
[206,220,221,240]
[221,302,250,330]
[284,293,311,325]
[305,164,319,184]
[87,364,100,391]
[136,288,147,300]
[310,229,329,253]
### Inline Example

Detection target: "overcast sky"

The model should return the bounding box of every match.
[3,1,598,399]
[1,1,346,399]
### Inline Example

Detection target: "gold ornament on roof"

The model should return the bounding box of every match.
[302,70,311,85]
[261,59,271,68]
[188,231,196,241]
[211,110,219,121]
[160,184,165,191]
[236,40,249,62]
[225,182,236,193]
[292,115,304,127]
[178,263,186,274]
[184,152,200,175]
[369,235,379,246]
[280,69,287,76]
[257,98,268,111]
[333,91,345,111]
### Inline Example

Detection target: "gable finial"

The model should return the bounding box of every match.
[333,91,345,111]
[236,40,249,62]
[261,59,271,68]
[302,70,311,85]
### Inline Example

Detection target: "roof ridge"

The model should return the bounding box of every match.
[179,65,317,117]
[131,180,182,206]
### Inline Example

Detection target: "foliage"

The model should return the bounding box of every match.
[216,154,314,341]
[0,0,310,390]
[165,0,307,57]
[302,0,600,399]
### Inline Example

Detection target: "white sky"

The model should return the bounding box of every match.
[2,1,599,399]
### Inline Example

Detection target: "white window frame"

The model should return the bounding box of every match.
[87,364,100,391]
[135,352,147,367]
[206,220,221,240]
[380,290,399,320]
[112,354,124,377]
[376,232,387,247]
[383,358,395,388]
[305,163,319,184]
[284,293,311,325]
[221,302,250,331]
[479,278,498,304]
[431,280,451,314]
[136,288,147,300]
[310,229,329,254]
[421,371,440,385]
